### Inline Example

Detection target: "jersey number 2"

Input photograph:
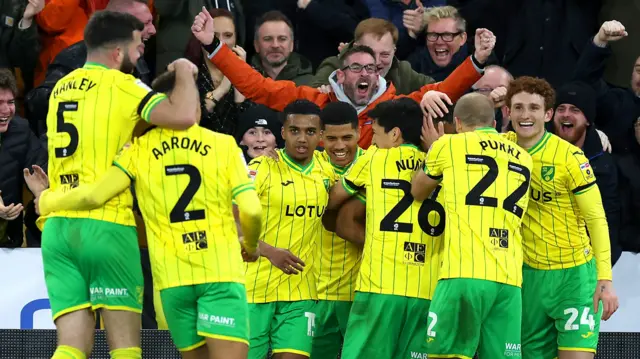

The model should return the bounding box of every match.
[379,179,445,236]
[165,164,206,223]
[465,155,531,218]
[54,102,79,158]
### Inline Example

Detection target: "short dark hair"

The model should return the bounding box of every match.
[320,102,358,129]
[282,100,322,124]
[0,69,18,98]
[254,11,294,40]
[340,45,376,67]
[369,98,423,148]
[84,11,144,51]
[151,71,176,94]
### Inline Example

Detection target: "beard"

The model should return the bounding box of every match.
[263,53,289,68]
[343,82,377,106]
[120,52,136,74]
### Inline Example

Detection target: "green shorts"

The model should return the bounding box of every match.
[160,282,249,351]
[522,259,601,359]
[426,278,522,359]
[248,300,316,359]
[41,217,143,321]
[341,292,430,359]
[310,300,352,359]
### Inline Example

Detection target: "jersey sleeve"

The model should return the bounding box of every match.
[248,157,270,196]
[113,140,139,180]
[342,150,372,195]
[116,75,167,123]
[229,140,256,199]
[565,149,597,194]
[424,136,448,180]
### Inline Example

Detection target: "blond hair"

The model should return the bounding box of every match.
[423,6,466,32]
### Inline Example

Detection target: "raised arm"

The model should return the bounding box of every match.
[146,60,200,129]
[402,29,495,104]
[191,8,330,111]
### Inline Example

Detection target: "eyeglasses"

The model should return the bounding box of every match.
[342,63,377,74]
[472,87,494,94]
[426,31,463,42]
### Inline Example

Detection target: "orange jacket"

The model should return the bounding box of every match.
[35,0,94,86]
[209,45,482,149]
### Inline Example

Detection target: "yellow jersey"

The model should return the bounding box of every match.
[44,62,166,227]
[113,126,255,290]
[247,150,336,303]
[424,127,533,287]
[316,148,364,302]
[519,131,600,270]
[342,144,443,300]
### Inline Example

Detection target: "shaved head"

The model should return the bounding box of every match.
[454,93,496,127]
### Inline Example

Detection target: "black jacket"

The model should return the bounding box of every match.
[0,117,47,247]
[573,39,640,155]
[450,0,601,88]
[25,41,152,137]
[581,127,622,266]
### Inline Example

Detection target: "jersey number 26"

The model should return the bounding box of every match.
[379,179,445,237]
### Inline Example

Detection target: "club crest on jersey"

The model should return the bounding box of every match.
[541,166,555,182]
[248,169,257,180]
[323,178,330,192]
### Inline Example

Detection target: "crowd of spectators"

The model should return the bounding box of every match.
[0,0,639,328]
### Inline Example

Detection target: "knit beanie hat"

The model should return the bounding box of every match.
[555,82,597,124]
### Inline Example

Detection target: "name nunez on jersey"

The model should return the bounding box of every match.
[479,139,523,160]
[152,136,212,160]
[396,156,424,172]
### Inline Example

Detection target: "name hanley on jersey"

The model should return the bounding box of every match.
[52,78,97,99]
[152,137,211,159]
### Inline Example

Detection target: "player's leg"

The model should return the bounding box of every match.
[425,279,484,359]
[340,292,405,359]
[270,300,317,359]
[81,219,144,358]
[247,303,276,359]
[195,283,250,359]
[395,297,431,359]
[477,282,522,359]
[521,265,557,359]
[42,217,96,358]
[159,285,207,358]
[553,260,601,359]
[310,300,342,359]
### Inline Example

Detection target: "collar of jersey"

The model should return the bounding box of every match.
[527,131,551,155]
[474,126,498,134]
[400,143,420,150]
[331,147,363,175]
[280,149,315,175]
[83,62,109,70]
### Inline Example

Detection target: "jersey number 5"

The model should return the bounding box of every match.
[465,155,531,218]
[379,179,445,236]
[165,164,206,223]
[54,102,79,158]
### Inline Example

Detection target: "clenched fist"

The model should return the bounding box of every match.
[594,20,627,47]
[473,28,496,65]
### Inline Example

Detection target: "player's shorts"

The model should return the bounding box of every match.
[426,278,522,359]
[160,282,249,351]
[341,292,430,359]
[41,217,143,321]
[522,259,601,359]
[248,300,316,359]
[310,300,352,359]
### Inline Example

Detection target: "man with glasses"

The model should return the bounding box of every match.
[408,6,470,81]
[311,18,436,95]
[191,8,497,149]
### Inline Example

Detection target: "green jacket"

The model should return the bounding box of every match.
[250,53,314,86]
[310,55,435,94]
